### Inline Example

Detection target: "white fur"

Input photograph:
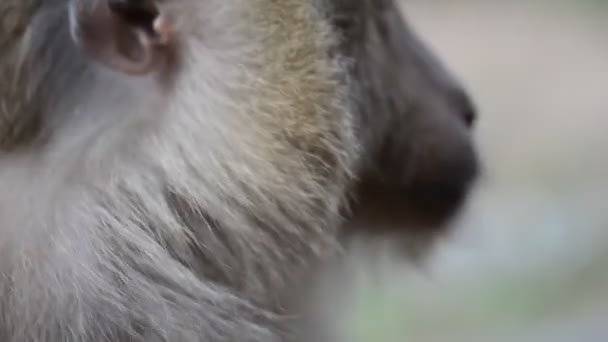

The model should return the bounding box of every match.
[0,1,357,340]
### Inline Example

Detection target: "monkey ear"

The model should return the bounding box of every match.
[70,0,173,75]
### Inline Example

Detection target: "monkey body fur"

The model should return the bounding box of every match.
[1,1,355,340]
[0,0,478,341]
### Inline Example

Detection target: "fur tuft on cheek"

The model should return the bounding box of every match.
[0,40,41,150]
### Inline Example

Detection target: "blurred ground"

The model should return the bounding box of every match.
[339,2,608,341]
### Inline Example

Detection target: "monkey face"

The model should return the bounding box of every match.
[390,28,479,227]
[342,2,479,237]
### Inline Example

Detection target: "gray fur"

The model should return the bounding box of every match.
[0,0,478,341]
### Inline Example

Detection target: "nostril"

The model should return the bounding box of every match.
[449,88,477,127]
[461,106,476,127]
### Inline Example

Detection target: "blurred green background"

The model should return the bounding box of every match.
[338,1,608,341]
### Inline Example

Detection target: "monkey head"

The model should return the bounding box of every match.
[0,0,480,340]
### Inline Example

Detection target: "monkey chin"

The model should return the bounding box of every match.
[404,155,480,230]
[344,162,480,259]
[347,183,468,233]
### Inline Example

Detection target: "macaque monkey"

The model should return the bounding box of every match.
[0,0,478,341]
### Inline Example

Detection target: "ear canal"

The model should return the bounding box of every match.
[108,0,158,36]
[70,0,170,75]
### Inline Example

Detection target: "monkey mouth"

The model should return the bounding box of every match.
[349,147,479,237]
[403,180,474,226]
